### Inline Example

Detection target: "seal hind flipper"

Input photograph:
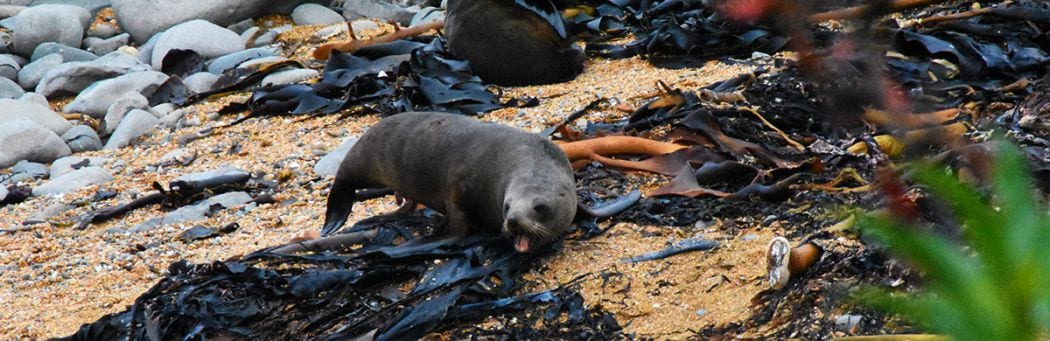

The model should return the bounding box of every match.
[321,189,355,236]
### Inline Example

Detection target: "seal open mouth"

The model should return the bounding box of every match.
[514,234,531,253]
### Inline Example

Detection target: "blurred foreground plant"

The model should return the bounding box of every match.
[856,141,1050,341]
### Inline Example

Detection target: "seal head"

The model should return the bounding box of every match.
[502,172,576,253]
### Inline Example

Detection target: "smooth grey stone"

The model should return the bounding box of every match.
[1,53,25,66]
[292,3,343,26]
[343,0,413,25]
[102,108,158,150]
[17,53,61,89]
[0,1,32,6]
[112,0,329,44]
[30,42,96,62]
[252,30,277,47]
[0,76,24,98]
[238,26,261,48]
[176,167,248,183]
[29,0,111,15]
[0,5,25,19]
[151,20,242,70]
[24,201,74,225]
[9,159,47,183]
[31,166,112,196]
[313,24,346,39]
[149,103,176,118]
[129,191,252,232]
[260,68,318,86]
[156,147,195,166]
[313,137,357,176]
[182,71,217,93]
[226,18,255,34]
[206,47,276,75]
[136,32,159,64]
[409,6,443,26]
[64,70,167,117]
[10,4,91,56]
[87,22,119,38]
[158,107,189,128]
[0,17,12,31]
[350,19,379,32]
[17,91,46,106]
[269,24,293,34]
[0,53,17,79]
[36,51,148,97]
[0,119,70,168]
[60,124,102,152]
[83,33,130,55]
[101,92,148,134]
[0,98,72,134]
[238,55,285,69]
[48,155,105,178]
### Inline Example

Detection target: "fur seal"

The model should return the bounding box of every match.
[322,112,577,253]
[445,0,585,86]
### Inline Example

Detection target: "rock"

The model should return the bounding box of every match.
[226,18,255,34]
[17,91,47,106]
[31,166,112,196]
[102,109,158,150]
[292,3,343,26]
[9,160,47,183]
[251,30,278,47]
[313,137,357,176]
[156,148,196,166]
[158,107,189,128]
[238,26,261,47]
[24,201,74,225]
[313,24,346,40]
[150,20,242,70]
[0,5,25,19]
[835,314,863,332]
[176,167,249,183]
[0,77,23,98]
[0,53,18,79]
[10,4,91,56]
[63,70,167,117]
[150,103,176,117]
[29,0,111,15]
[30,42,96,62]
[113,0,330,44]
[1,53,25,66]
[49,155,105,178]
[350,19,379,32]
[0,119,71,168]
[36,51,148,97]
[206,47,276,75]
[87,22,119,38]
[260,68,318,86]
[17,53,61,89]
[60,124,102,152]
[239,56,285,68]
[101,92,148,134]
[182,71,218,93]
[410,6,443,26]
[0,98,72,134]
[129,191,252,232]
[83,33,130,55]
[135,32,159,64]
[343,0,413,25]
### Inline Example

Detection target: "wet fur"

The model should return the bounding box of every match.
[322,112,577,251]
[445,0,585,86]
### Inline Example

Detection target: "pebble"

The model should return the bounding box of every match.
[1,53,26,66]
[9,160,48,183]
[101,92,149,134]
[24,202,74,225]
[239,56,286,69]
[64,70,167,117]
[30,42,96,62]
[17,91,47,106]
[60,125,103,152]
[762,215,777,226]
[740,233,760,242]
[260,68,319,86]
[350,19,379,33]
[156,148,196,167]
[0,119,71,168]
[36,51,149,97]
[0,76,24,98]
[252,30,278,47]
[313,24,346,39]
[151,19,243,70]
[182,71,218,93]
[835,314,863,332]
[83,32,130,55]
[313,137,358,176]
[343,0,414,25]
[17,53,62,89]
[0,5,25,20]
[87,22,119,38]
[103,109,159,150]
[238,26,261,47]
[10,4,91,56]
[0,53,19,79]
[150,103,177,118]
[49,155,106,178]
[135,32,159,64]
[225,18,255,34]
[0,98,72,134]
[409,6,443,26]
[292,3,344,26]
[32,166,113,196]
[206,47,277,75]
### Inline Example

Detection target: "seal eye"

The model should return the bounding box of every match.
[534,203,550,215]
[504,203,510,214]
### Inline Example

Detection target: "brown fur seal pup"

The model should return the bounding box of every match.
[445,0,585,86]
[322,112,577,253]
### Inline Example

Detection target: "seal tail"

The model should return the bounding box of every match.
[321,189,354,236]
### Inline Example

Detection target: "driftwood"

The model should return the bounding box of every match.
[312,20,445,60]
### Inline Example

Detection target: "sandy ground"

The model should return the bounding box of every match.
[0,19,782,339]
